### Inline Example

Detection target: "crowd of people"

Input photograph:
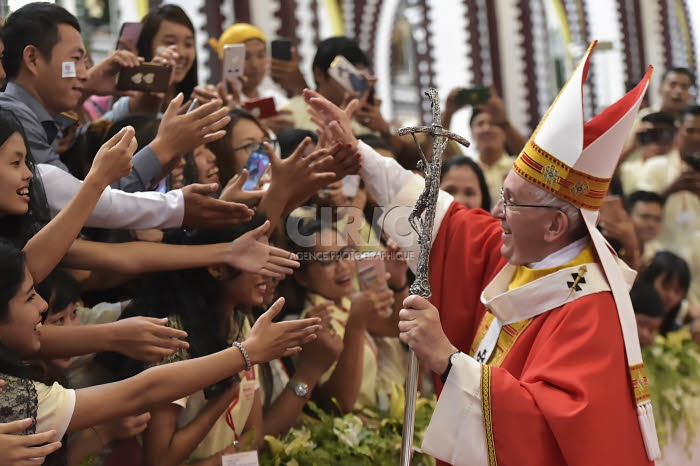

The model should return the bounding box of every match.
[0,2,698,465]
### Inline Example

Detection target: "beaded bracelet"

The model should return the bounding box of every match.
[232,341,252,372]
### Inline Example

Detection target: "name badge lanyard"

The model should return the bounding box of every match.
[225,397,241,449]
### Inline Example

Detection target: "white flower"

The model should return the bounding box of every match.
[284,427,315,455]
[332,415,363,448]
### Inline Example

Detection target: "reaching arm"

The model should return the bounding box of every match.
[68,346,246,434]
[262,366,322,437]
[142,383,239,466]
[263,305,344,436]
[257,138,338,231]
[35,317,188,361]
[303,90,454,272]
[66,299,320,435]
[317,320,366,413]
[24,127,137,283]
[39,163,184,230]
[67,413,150,466]
[61,239,232,276]
[239,390,263,450]
[61,221,299,278]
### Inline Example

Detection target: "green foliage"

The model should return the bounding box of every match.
[643,327,700,454]
[260,386,436,466]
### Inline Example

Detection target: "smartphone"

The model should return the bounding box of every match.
[222,44,246,89]
[455,86,491,106]
[356,252,392,317]
[242,97,278,119]
[328,55,369,95]
[270,38,292,61]
[242,149,271,191]
[356,251,386,289]
[55,112,79,129]
[116,22,143,51]
[116,63,171,93]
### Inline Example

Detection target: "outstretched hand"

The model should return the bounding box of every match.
[181,183,254,229]
[0,418,62,464]
[304,89,359,149]
[245,297,322,363]
[86,126,137,188]
[219,170,266,207]
[269,47,308,96]
[224,220,300,278]
[109,317,190,363]
[265,137,339,209]
[151,94,231,166]
[82,50,144,97]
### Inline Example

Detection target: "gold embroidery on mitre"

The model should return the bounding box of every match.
[571,181,590,197]
[543,165,560,185]
[481,365,498,466]
[630,363,651,403]
[513,140,611,210]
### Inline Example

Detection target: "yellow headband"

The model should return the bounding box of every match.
[208,23,267,58]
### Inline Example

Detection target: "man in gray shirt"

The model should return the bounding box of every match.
[0,3,228,193]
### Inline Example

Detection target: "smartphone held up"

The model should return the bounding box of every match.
[242,148,271,191]
[328,55,369,95]
[270,38,292,61]
[222,44,245,90]
[455,86,491,107]
[356,251,392,318]
[116,63,171,93]
[116,22,143,52]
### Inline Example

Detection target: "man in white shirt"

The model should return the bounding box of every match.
[637,105,700,254]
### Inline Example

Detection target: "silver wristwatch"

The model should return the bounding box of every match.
[287,380,310,400]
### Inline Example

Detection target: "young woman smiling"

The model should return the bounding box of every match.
[0,239,321,461]
[107,219,284,465]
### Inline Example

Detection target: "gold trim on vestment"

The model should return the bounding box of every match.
[481,364,498,466]
[630,363,651,403]
[469,313,534,367]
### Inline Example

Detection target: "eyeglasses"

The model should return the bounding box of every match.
[499,187,564,217]
[312,246,358,269]
[232,139,278,156]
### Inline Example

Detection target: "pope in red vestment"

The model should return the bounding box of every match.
[425,202,653,466]
[303,40,659,466]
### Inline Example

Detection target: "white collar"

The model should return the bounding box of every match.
[527,236,590,269]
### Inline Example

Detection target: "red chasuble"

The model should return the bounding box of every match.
[427,202,653,466]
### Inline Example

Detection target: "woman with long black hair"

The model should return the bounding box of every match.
[0,239,320,465]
